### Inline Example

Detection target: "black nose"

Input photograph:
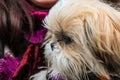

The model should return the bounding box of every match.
[50,43,55,51]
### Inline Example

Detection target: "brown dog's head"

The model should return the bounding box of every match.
[43,0,120,79]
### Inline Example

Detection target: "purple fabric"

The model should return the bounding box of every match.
[51,75,64,80]
[24,11,48,44]
[0,11,48,80]
[0,54,20,80]
[30,11,48,21]
[24,28,47,44]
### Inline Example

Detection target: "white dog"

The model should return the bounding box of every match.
[30,0,120,80]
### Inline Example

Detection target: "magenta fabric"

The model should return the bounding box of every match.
[0,54,20,80]
[12,44,45,80]
[24,11,48,44]
[51,75,64,80]
[11,11,48,80]
[0,11,48,80]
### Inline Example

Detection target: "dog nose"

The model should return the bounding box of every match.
[50,43,55,51]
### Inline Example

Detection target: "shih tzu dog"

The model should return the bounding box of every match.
[31,0,120,80]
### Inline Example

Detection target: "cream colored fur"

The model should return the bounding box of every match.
[31,0,120,80]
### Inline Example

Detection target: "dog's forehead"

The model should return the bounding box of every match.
[48,0,98,21]
[46,0,108,33]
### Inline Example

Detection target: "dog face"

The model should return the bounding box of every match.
[43,0,120,79]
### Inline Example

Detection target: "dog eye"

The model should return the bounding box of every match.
[61,35,72,44]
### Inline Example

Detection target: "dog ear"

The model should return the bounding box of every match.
[83,4,120,55]
[83,3,120,75]
[97,6,120,55]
